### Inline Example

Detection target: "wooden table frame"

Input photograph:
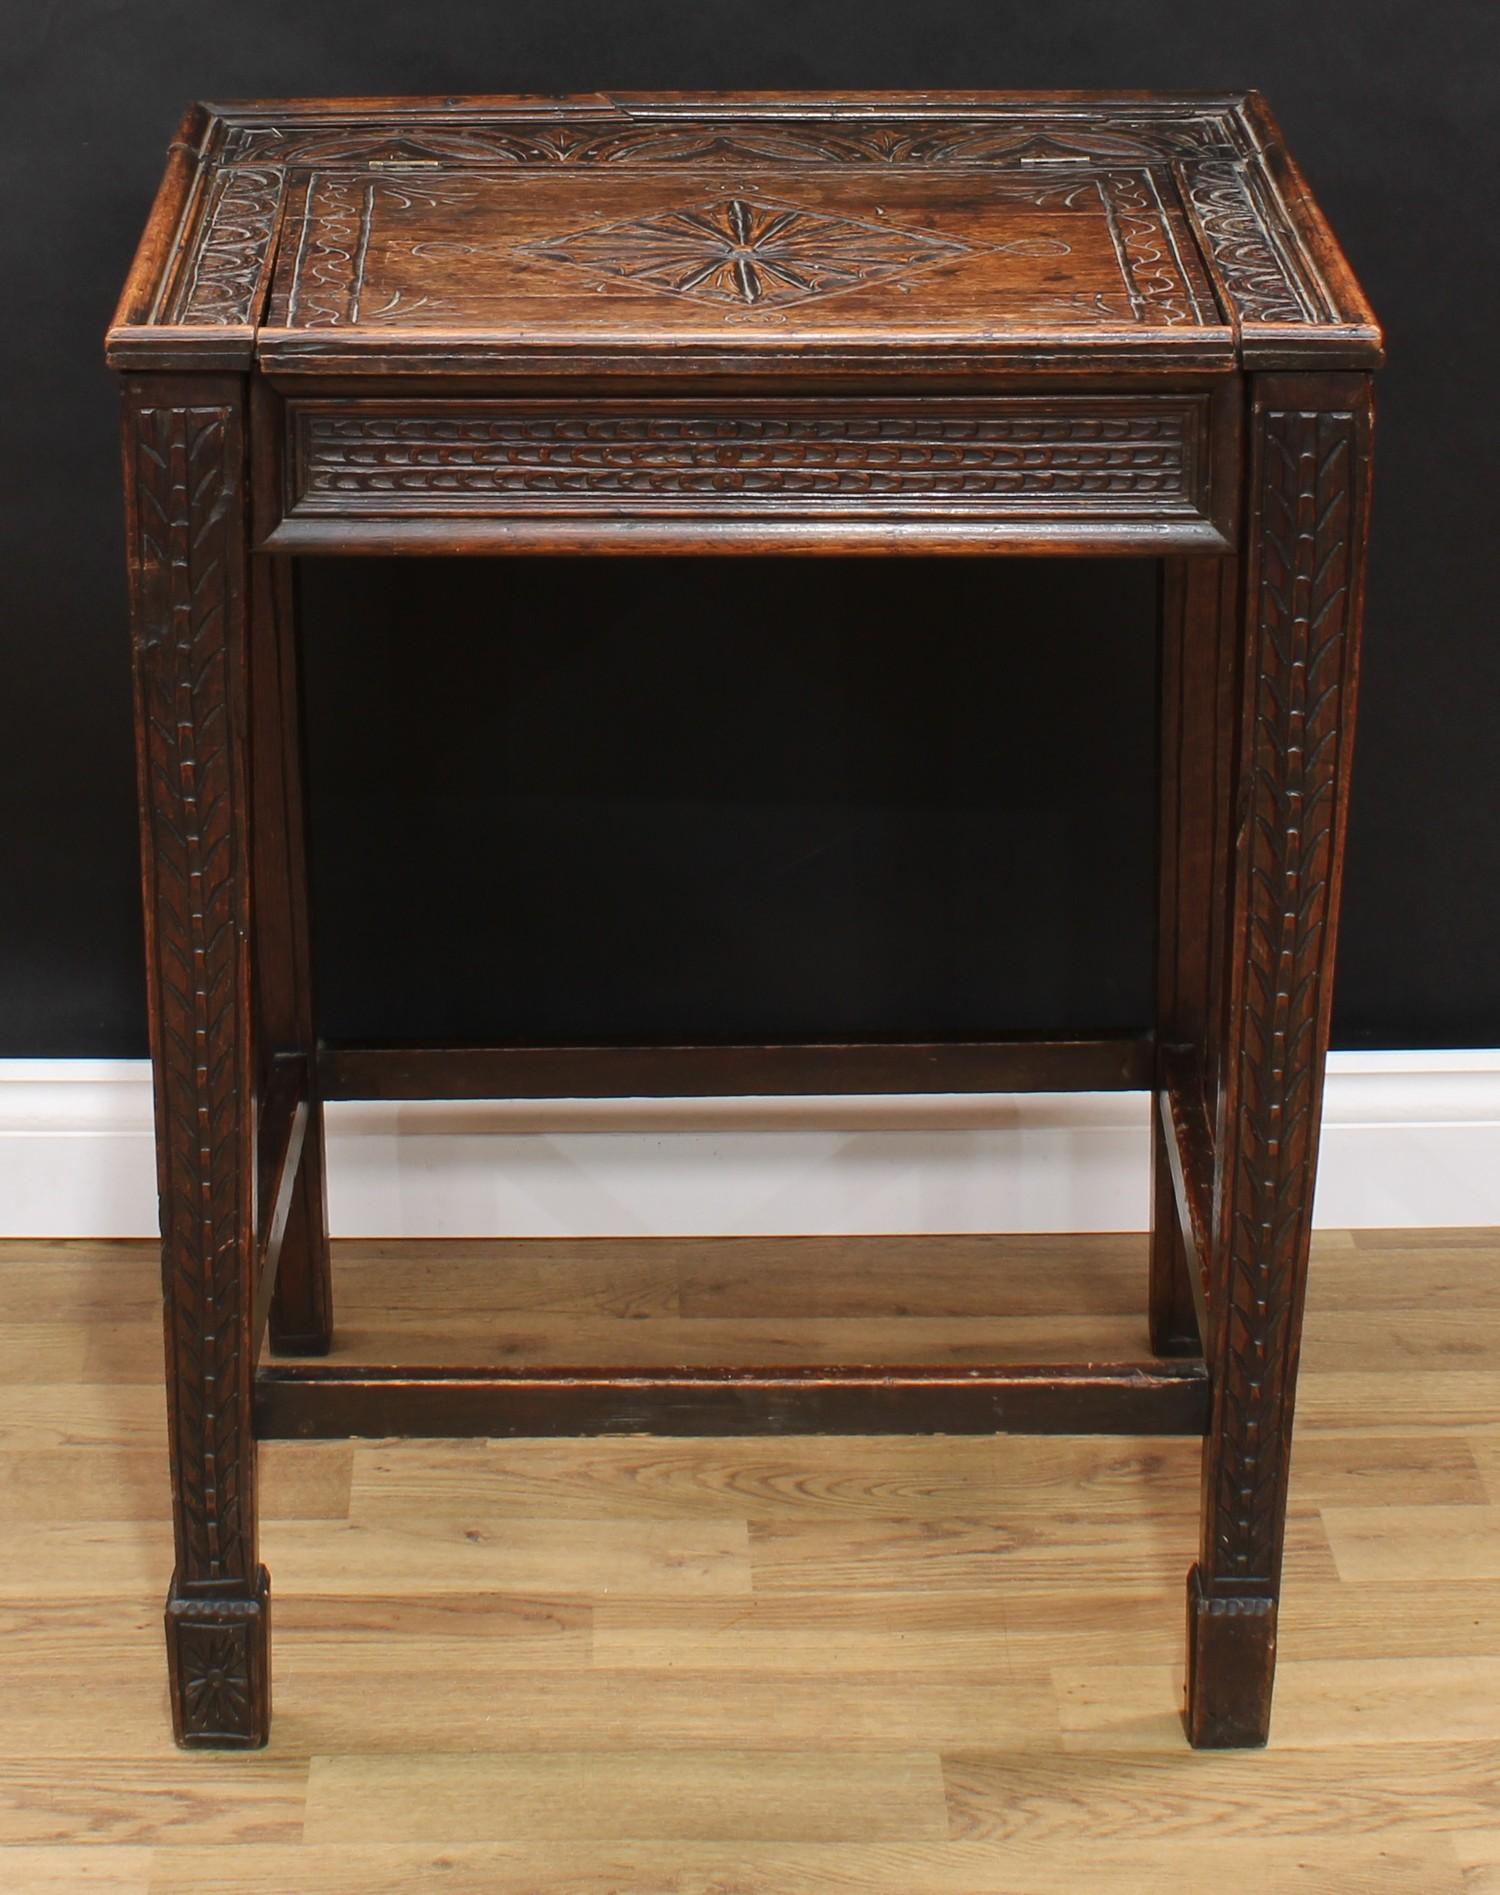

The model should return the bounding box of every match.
[108,92,1380,1751]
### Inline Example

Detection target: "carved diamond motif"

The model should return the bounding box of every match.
[519,196,971,310]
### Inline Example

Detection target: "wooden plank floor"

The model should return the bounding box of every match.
[1,1230,1497,1892]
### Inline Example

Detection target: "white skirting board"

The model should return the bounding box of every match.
[1,1051,1496,1239]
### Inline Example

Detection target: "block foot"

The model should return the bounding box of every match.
[165,1565,271,1749]
[1184,1563,1276,1747]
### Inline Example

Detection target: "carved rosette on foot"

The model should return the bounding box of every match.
[123,383,270,1748]
[1189,375,1374,1748]
[166,1568,272,1747]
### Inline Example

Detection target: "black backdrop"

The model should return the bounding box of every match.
[4,3,1497,1055]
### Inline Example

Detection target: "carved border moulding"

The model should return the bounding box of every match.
[1212,400,1363,1588]
[129,400,254,1592]
[285,173,477,327]
[215,112,1240,170]
[168,169,285,326]
[287,399,1211,517]
[1095,171,1213,327]
[285,175,368,327]
[1179,159,1329,326]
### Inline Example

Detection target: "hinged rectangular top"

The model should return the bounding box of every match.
[108,91,1381,379]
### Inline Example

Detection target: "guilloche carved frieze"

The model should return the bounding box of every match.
[289,400,1211,515]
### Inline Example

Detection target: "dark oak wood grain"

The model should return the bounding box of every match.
[110,91,1380,1752]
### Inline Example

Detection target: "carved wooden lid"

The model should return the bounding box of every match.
[108,93,1382,377]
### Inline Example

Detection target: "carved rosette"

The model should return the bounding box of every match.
[165,1568,270,1747]
[128,397,256,1597]
[519,196,973,310]
[1210,395,1368,1589]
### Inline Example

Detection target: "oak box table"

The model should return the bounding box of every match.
[107,91,1381,1750]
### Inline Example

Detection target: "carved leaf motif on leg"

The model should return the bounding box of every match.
[1216,406,1356,1587]
[133,401,252,1588]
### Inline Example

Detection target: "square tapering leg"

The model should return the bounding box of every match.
[1188,373,1374,1747]
[123,375,271,1748]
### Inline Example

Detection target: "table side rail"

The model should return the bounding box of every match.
[255,1360,1211,1439]
[261,388,1239,553]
